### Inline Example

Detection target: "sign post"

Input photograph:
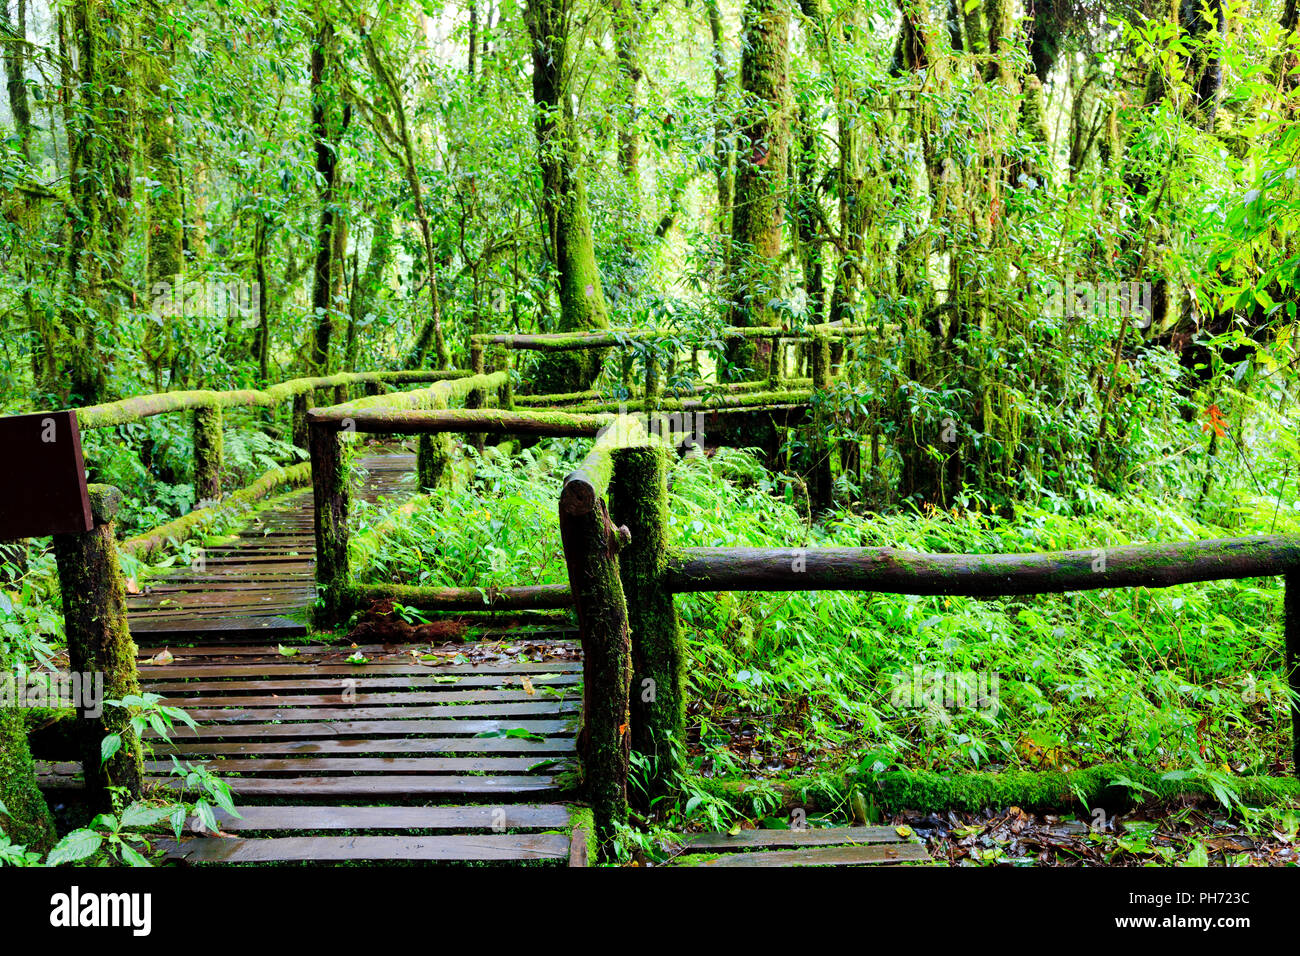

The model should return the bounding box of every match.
[0,410,142,812]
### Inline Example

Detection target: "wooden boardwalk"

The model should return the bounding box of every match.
[125,448,416,640]
[41,446,588,865]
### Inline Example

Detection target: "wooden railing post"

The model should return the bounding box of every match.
[309,420,350,624]
[492,345,514,411]
[193,403,223,503]
[559,462,633,857]
[645,348,661,404]
[292,392,310,450]
[810,329,833,508]
[51,485,144,810]
[610,443,685,806]
[467,342,487,452]
[1288,573,1300,779]
[416,429,453,490]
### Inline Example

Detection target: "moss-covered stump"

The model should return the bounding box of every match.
[51,485,144,809]
[192,403,224,503]
[0,690,57,851]
[610,444,685,807]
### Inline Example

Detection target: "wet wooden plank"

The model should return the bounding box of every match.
[155,833,571,862]
[162,691,577,706]
[179,701,579,721]
[148,718,575,739]
[687,843,931,867]
[569,828,589,867]
[190,804,573,832]
[138,661,583,678]
[147,756,571,774]
[159,774,566,796]
[685,826,903,850]
[141,674,582,693]
[153,737,577,756]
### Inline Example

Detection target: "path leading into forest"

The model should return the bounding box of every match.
[39,443,932,866]
[43,447,589,865]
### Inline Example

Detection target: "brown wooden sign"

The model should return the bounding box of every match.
[0,411,94,541]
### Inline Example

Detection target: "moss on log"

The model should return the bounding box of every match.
[347,582,574,612]
[51,485,143,810]
[310,406,612,437]
[559,433,642,857]
[687,764,1300,819]
[856,765,1300,814]
[667,536,1300,595]
[610,444,685,806]
[0,682,57,851]
[567,388,813,416]
[75,369,468,429]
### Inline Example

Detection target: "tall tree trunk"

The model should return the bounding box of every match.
[611,0,643,207]
[309,18,345,376]
[61,0,134,406]
[142,0,183,390]
[705,0,733,236]
[525,0,612,393]
[726,0,790,376]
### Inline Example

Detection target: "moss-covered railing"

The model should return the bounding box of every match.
[556,452,1300,852]
[553,415,693,858]
[472,321,869,405]
[304,372,612,622]
[72,369,469,510]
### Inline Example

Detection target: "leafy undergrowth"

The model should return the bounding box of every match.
[352,438,1300,830]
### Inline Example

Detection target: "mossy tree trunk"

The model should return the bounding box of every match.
[725,0,790,379]
[609,444,685,807]
[60,0,135,406]
[525,0,612,394]
[309,17,348,377]
[52,485,144,811]
[141,0,183,391]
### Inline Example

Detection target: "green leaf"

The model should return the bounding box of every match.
[119,843,151,867]
[120,803,175,829]
[100,734,123,765]
[46,829,104,866]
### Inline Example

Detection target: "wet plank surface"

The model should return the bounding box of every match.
[126,448,416,639]
[52,445,586,865]
[675,826,933,867]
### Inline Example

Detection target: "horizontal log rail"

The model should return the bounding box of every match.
[74,369,468,429]
[351,582,573,611]
[665,537,1300,595]
[307,371,602,624]
[307,406,612,437]
[470,323,874,353]
[566,389,813,417]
